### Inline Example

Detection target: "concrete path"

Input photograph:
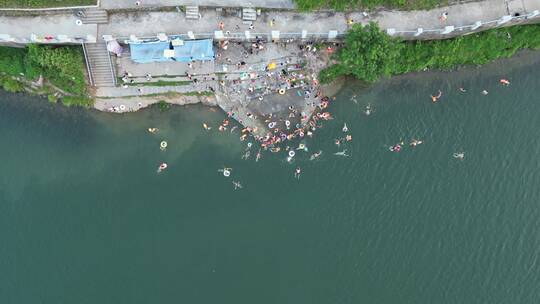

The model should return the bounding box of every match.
[100,0,540,42]
[100,0,295,10]
[0,14,97,41]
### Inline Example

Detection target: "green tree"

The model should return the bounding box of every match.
[325,22,399,83]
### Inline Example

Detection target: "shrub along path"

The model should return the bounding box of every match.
[0,0,96,8]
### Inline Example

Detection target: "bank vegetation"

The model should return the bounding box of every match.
[0,45,92,107]
[321,23,540,84]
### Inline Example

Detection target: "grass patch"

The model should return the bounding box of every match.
[321,23,540,84]
[294,0,446,11]
[0,0,96,8]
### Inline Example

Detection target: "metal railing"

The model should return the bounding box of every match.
[105,47,117,87]
[81,42,94,86]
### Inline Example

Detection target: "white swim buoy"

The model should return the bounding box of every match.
[119,104,126,111]
[160,141,168,150]
[75,19,83,26]
[268,122,276,129]
[288,150,295,157]
[223,169,231,177]
[285,120,290,128]
[247,142,252,148]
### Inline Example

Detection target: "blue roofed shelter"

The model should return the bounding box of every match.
[129,39,214,63]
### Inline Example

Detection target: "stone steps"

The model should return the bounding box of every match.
[185,6,200,20]
[242,8,257,21]
[80,9,109,24]
[84,43,116,87]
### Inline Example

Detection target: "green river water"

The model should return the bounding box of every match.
[1,51,540,303]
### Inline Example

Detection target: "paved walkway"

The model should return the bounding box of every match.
[100,0,295,10]
[100,0,539,42]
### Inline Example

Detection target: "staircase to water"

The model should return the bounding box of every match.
[83,43,116,87]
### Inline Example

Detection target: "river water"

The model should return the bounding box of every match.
[2,51,540,303]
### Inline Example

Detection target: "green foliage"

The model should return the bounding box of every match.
[323,22,399,83]
[157,100,171,111]
[61,96,94,108]
[27,44,86,95]
[0,0,96,8]
[1,77,24,93]
[322,24,540,83]
[47,94,58,103]
[294,0,445,11]
[0,47,26,76]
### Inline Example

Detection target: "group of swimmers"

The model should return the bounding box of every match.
[431,78,510,103]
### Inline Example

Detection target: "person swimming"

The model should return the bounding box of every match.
[296,143,308,151]
[481,90,489,95]
[255,149,262,162]
[232,181,243,190]
[410,139,423,147]
[335,139,341,146]
[241,150,250,160]
[431,90,442,103]
[365,104,372,115]
[390,143,402,152]
[294,167,301,179]
[459,87,467,93]
[453,152,465,159]
[500,79,510,86]
[218,167,232,177]
[310,150,323,160]
[342,123,348,132]
[334,149,350,157]
[148,127,159,133]
[157,162,168,173]
[203,123,211,130]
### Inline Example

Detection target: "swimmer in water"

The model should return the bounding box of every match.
[365,104,372,115]
[309,150,323,160]
[390,143,402,152]
[334,149,350,157]
[203,123,211,130]
[148,127,159,133]
[459,87,467,93]
[345,135,352,142]
[342,123,348,132]
[294,167,301,179]
[481,90,489,95]
[410,139,423,147]
[218,167,232,177]
[232,181,243,190]
[255,149,262,162]
[431,90,442,103]
[335,139,341,146]
[453,152,465,159]
[230,126,238,133]
[350,94,358,104]
[499,79,510,86]
[241,150,251,160]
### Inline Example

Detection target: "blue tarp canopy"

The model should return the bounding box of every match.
[129,39,214,63]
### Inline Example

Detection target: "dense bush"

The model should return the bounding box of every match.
[27,44,86,95]
[0,47,26,76]
[0,45,91,107]
[321,23,540,83]
[1,77,24,93]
